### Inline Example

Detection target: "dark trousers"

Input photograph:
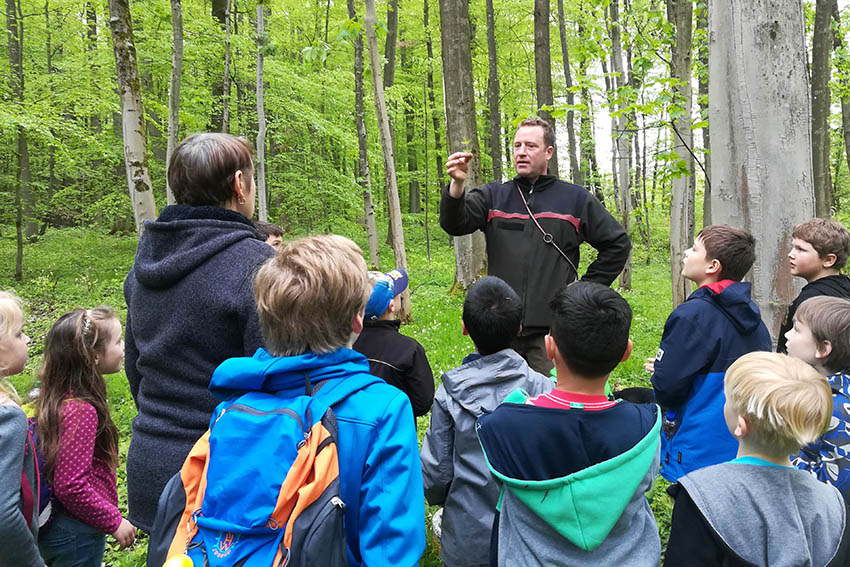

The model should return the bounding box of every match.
[511,333,554,375]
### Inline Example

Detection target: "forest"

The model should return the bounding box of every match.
[2,0,850,563]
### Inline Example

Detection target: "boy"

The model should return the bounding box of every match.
[785,296,850,499]
[352,269,435,416]
[420,276,553,567]
[664,352,849,566]
[162,235,425,566]
[649,225,771,481]
[477,281,661,566]
[777,218,850,353]
[254,220,283,250]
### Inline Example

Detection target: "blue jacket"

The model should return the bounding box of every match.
[651,282,771,481]
[209,347,425,567]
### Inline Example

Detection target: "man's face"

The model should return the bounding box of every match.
[513,126,553,180]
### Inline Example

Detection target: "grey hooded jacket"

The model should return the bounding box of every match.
[420,349,553,567]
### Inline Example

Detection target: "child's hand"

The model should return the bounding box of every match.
[643,358,656,374]
[111,518,137,549]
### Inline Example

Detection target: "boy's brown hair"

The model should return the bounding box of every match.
[698,225,756,281]
[794,296,850,373]
[793,218,850,270]
[254,235,370,356]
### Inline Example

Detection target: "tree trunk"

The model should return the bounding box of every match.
[668,0,695,308]
[108,0,158,234]
[424,0,445,187]
[696,1,711,225]
[577,49,601,201]
[812,0,833,218]
[439,0,486,288]
[221,0,232,132]
[165,0,183,205]
[383,0,398,89]
[608,0,631,289]
[485,0,502,182]
[402,45,421,213]
[557,0,581,184]
[348,0,380,268]
[709,0,814,339]
[365,0,410,316]
[534,0,560,177]
[256,4,268,221]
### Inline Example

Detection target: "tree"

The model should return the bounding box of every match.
[668,0,695,307]
[556,0,580,184]
[364,0,410,315]
[534,0,560,177]
[221,0,232,132]
[383,0,398,89]
[709,0,814,337]
[485,0,502,182]
[165,0,183,206]
[108,0,158,234]
[696,0,711,224]
[256,3,268,221]
[812,0,834,217]
[439,0,486,288]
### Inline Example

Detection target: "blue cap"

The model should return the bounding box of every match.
[365,269,408,319]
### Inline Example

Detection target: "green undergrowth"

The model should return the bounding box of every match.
[0,220,677,566]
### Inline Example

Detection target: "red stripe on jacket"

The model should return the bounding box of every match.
[488,209,581,232]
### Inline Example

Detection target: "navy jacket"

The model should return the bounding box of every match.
[651,282,771,481]
[123,205,274,530]
[440,175,631,332]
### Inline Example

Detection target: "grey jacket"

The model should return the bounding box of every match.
[420,349,553,567]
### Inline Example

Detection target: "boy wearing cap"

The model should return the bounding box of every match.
[352,269,435,416]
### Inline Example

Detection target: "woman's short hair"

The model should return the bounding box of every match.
[725,352,831,455]
[168,133,254,206]
[254,235,369,356]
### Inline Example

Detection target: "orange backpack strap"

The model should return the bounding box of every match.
[166,430,211,560]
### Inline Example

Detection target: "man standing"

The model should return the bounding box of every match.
[440,117,631,374]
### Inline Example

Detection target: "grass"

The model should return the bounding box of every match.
[0,215,677,566]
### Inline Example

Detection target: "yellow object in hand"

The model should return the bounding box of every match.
[163,555,194,567]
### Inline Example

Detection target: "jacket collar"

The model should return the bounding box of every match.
[513,174,557,192]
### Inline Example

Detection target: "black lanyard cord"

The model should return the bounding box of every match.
[515,182,580,281]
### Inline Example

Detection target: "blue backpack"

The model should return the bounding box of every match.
[23,417,53,527]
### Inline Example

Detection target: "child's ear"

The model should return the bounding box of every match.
[733,415,749,439]
[461,321,469,336]
[544,334,558,363]
[352,312,364,335]
[822,253,838,269]
[620,339,633,362]
[706,258,722,276]
[816,339,833,361]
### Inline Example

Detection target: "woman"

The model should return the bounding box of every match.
[123,133,274,531]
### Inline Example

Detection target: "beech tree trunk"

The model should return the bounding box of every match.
[256,4,268,221]
[485,0,502,182]
[812,0,833,217]
[383,0,398,89]
[557,0,581,184]
[697,2,711,225]
[424,0,445,187]
[439,0,486,288]
[364,0,409,316]
[165,0,183,205]
[108,0,158,234]
[668,0,695,307]
[401,44,421,213]
[534,0,559,177]
[221,0,232,132]
[709,0,814,338]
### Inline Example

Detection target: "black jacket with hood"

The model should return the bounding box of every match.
[440,175,631,333]
[777,274,850,353]
[123,205,274,531]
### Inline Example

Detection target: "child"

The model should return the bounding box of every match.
[477,281,661,566]
[0,291,43,567]
[254,220,284,251]
[664,352,849,566]
[785,296,850,498]
[36,307,136,567]
[420,276,553,567]
[352,269,435,416]
[777,218,850,353]
[649,225,771,481]
[163,235,425,566]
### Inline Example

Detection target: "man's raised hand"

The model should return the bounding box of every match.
[446,152,473,197]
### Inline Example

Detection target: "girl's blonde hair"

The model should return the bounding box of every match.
[0,291,25,403]
[725,352,832,455]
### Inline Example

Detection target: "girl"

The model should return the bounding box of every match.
[36,307,135,567]
[0,291,43,567]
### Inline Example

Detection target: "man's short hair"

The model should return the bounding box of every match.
[793,218,850,270]
[697,225,756,281]
[254,220,283,239]
[517,117,555,149]
[168,133,254,207]
[254,235,369,356]
[462,277,522,356]
[725,352,831,455]
[549,281,632,377]
[794,296,850,373]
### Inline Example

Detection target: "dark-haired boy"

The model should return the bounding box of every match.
[254,220,284,250]
[420,276,553,567]
[649,225,771,482]
[477,281,661,566]
[777,218,850,353]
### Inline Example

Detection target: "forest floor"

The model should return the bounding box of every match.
[0,221,675,566]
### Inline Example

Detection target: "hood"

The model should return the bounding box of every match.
[210,347,380,401]
[481,393,661,552]
[806,274,850,297]
[133,205,264,288]
[442,349,552,415]
[689,282,763,334]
